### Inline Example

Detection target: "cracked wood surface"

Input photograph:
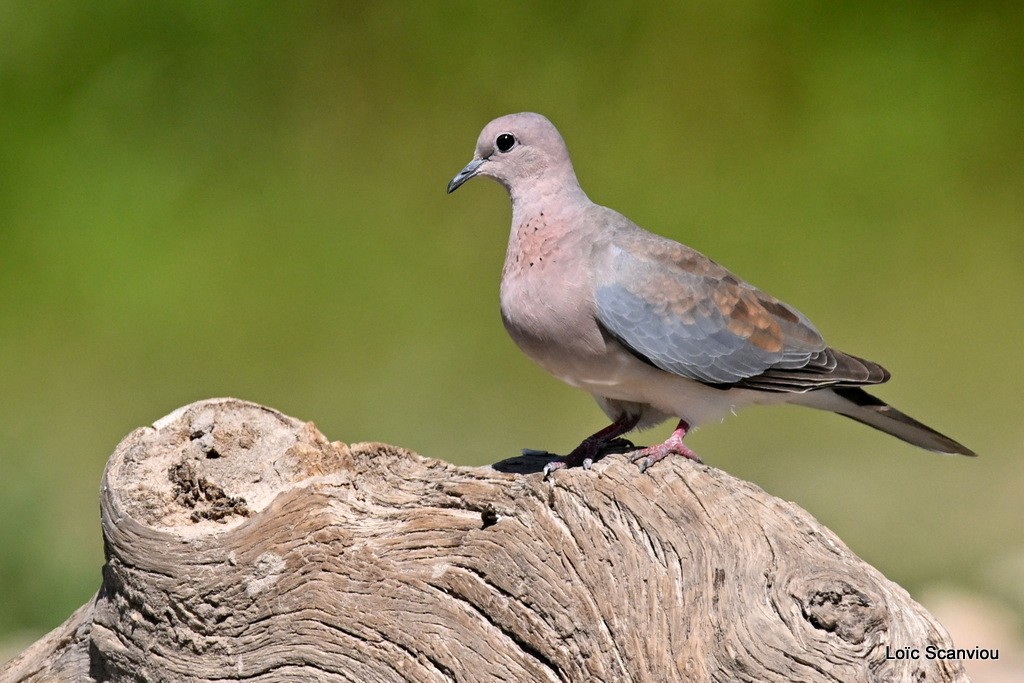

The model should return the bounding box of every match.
[2,398,967,682]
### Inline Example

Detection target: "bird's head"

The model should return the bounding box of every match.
[447,112,580,200]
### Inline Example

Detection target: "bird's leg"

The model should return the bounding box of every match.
[540,413,641,478]
[629,420,702,473]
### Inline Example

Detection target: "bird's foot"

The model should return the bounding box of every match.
[628,420,701,473]
[536,437,637,478]
[531,415,641,479]
[540,440,602,479]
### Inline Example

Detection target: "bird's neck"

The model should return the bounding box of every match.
[508,172,590,231]
[503,174,596,289]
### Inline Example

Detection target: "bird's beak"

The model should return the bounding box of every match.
[447,157,486,194]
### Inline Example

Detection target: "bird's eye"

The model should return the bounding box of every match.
[495,133,516,153]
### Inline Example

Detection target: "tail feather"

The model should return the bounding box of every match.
[810,387,976,456]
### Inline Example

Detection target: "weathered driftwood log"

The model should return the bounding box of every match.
[3,398,967,682]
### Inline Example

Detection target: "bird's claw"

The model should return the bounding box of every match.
[628,439,702,474]
[542,459,568,480]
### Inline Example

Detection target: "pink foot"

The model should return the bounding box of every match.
[629,420,702,473]
[541,413,641,479]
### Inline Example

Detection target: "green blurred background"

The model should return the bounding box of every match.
[2,0,1022,664]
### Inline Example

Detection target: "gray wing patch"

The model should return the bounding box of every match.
[590,229,891,391]
[595,283,821,385]
[595,278,890,391]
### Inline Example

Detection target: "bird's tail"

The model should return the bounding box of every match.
[806,387,976,456]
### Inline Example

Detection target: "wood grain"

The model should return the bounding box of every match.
[1,398,968,682]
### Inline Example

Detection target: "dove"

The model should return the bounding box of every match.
[447,112,975,476]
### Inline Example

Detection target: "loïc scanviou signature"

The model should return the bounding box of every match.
[885,645,999,661]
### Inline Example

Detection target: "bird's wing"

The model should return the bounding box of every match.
[593,229,888,391]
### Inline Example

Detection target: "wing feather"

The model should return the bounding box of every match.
[593,230,888,392]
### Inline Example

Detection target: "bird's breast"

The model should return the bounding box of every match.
[500,234,605,377]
